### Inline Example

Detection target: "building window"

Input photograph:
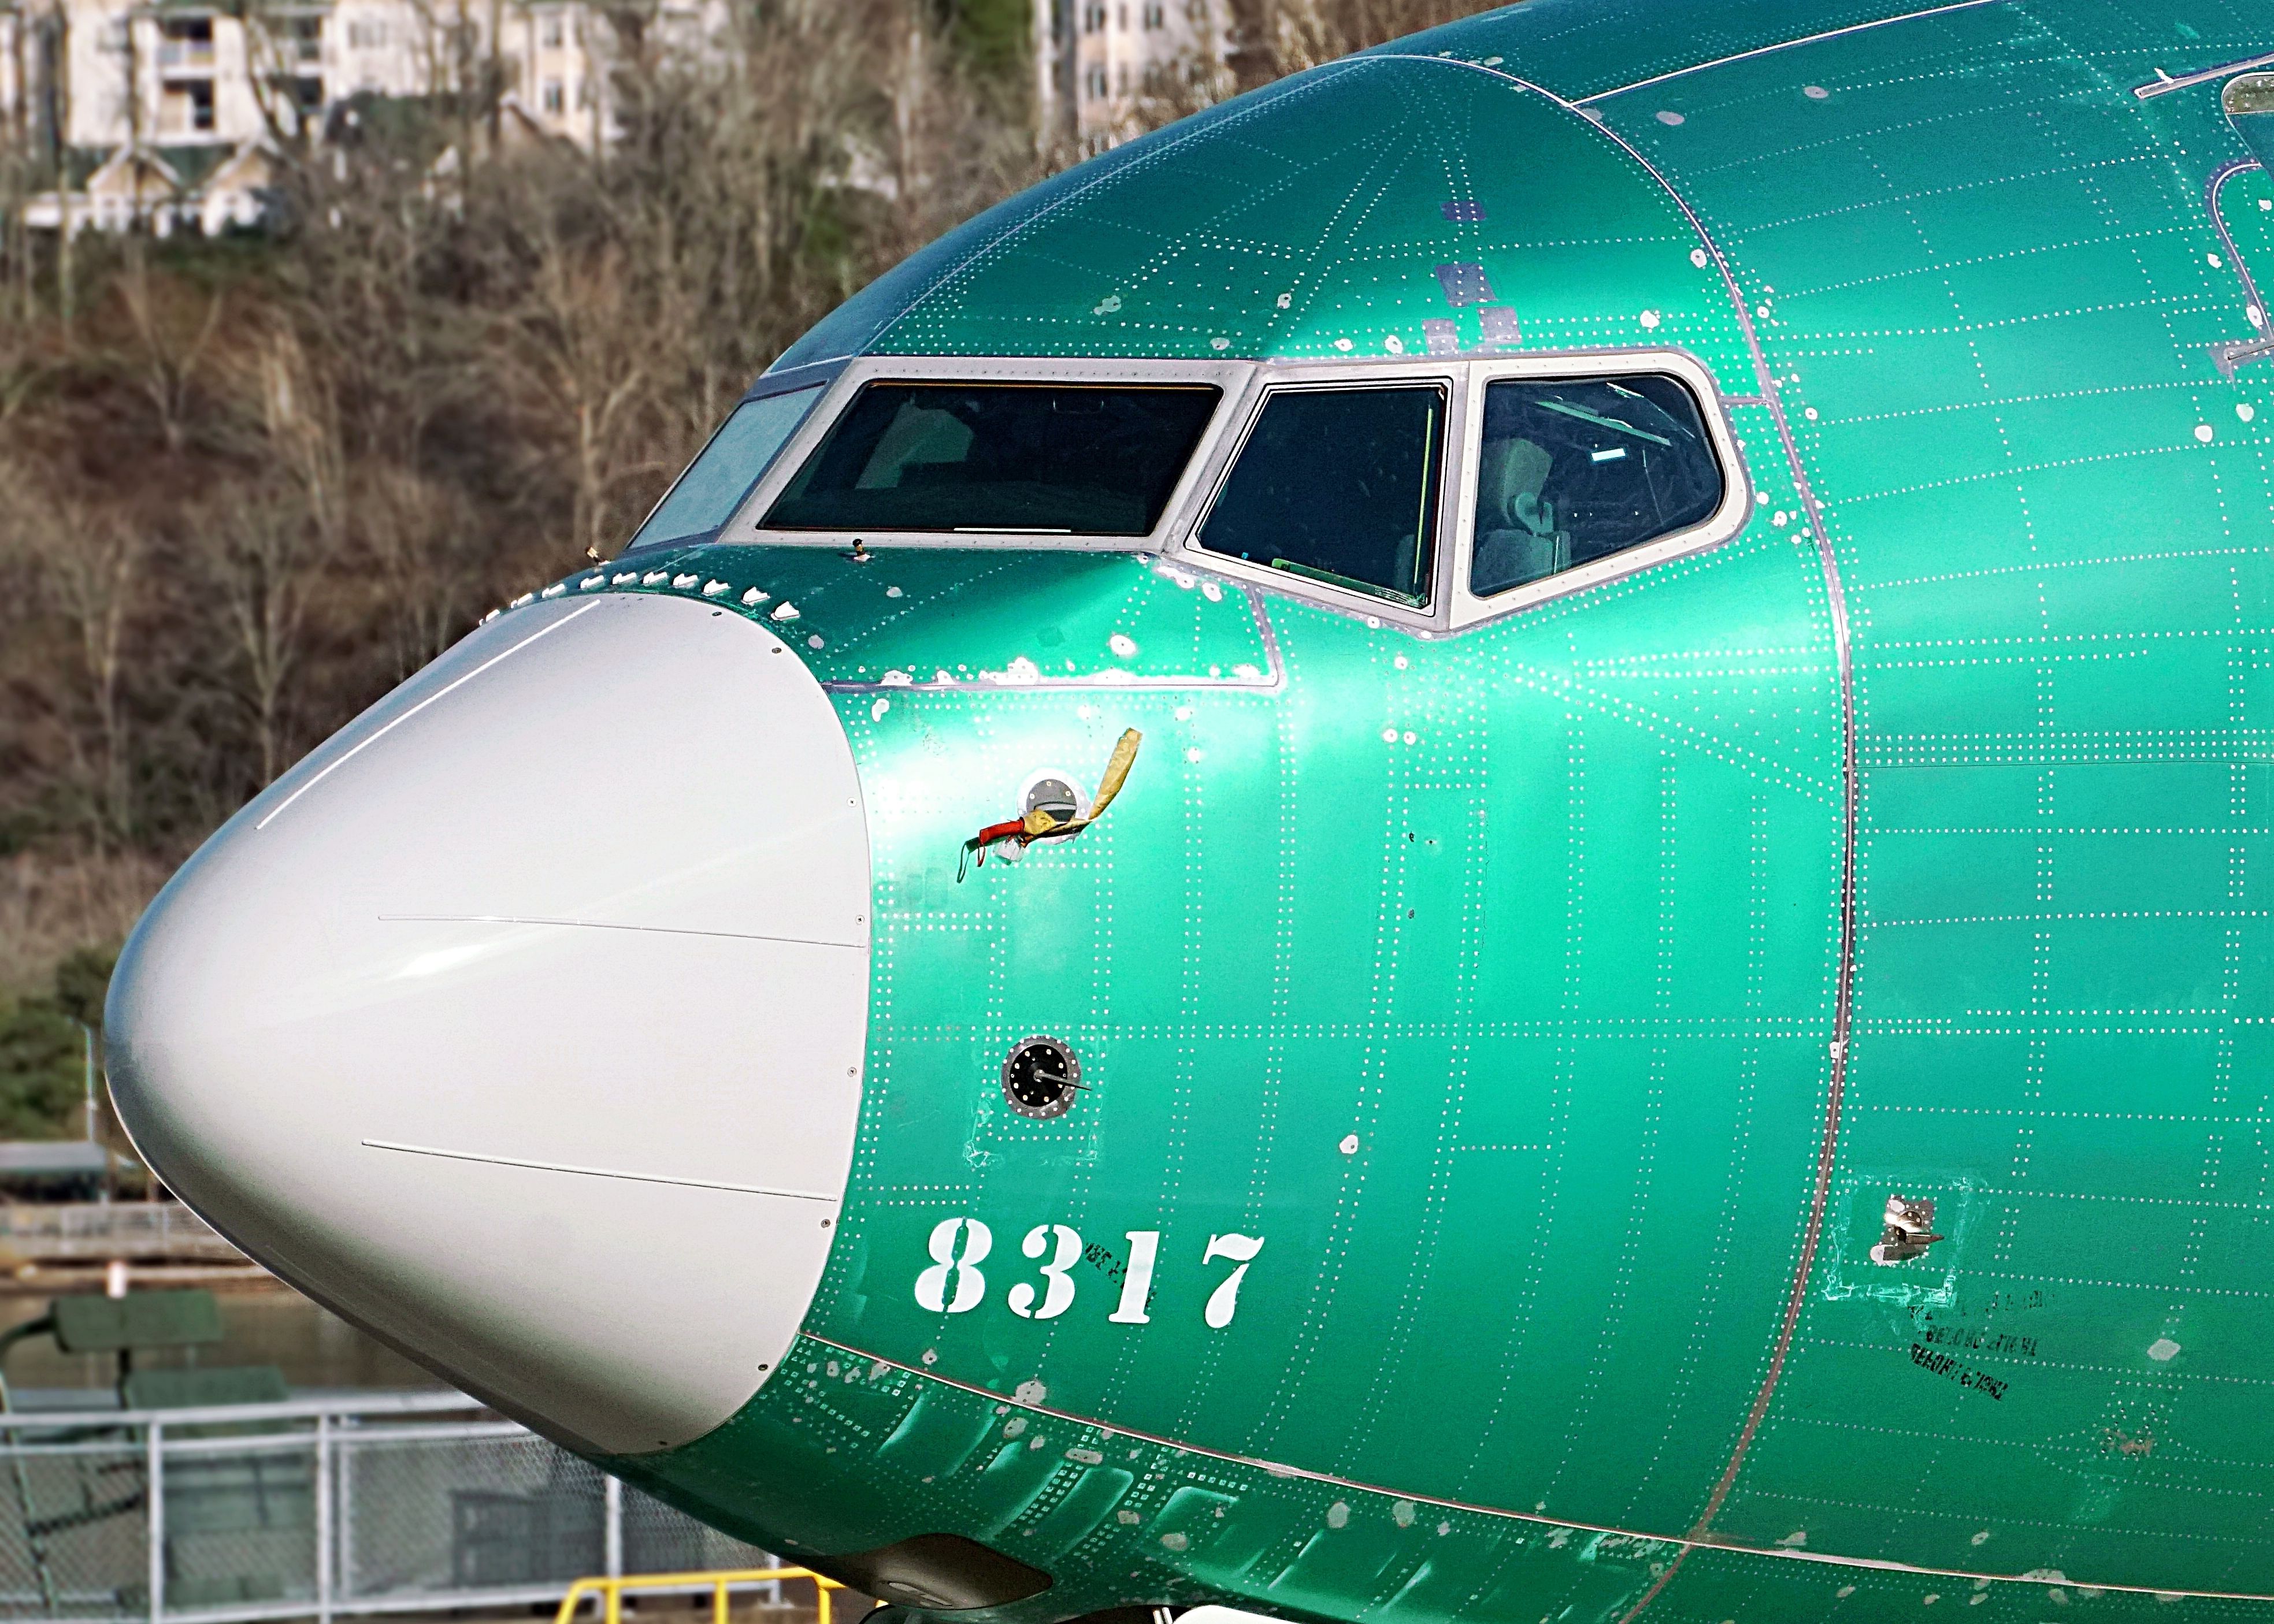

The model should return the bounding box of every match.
[1142,1,1163,25]
[541,77,563,112]
[161,79,216,133]
[346,17,385,46]
[159,16,215,68]
[1083,63,1107,100]
[574,76,591,109]
[540,14,563,47]
[1115,62,1127,94]
[281,14,321,63]
[1116,3,1127,28]
[1081,2,1104,32]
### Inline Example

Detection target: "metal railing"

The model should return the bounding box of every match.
[0,1209,239,1266]
[0,1393,782,1624]
[554,1567,837,1624]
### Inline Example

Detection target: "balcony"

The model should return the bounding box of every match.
[158,36,216,70]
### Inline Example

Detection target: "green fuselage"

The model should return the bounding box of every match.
[583,3,2274,1622]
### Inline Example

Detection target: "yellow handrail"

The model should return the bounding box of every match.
[553,1566,842,1624]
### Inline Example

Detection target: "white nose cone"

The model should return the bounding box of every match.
[107,592,869,1456]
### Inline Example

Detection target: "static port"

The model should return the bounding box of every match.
[1002,1036,1080,1120]
[1023,776,1080,823]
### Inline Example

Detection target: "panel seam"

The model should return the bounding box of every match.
[1371,55,1861,1615]
[361,1140,840,1202]
[800,1333,2274,1605]
[1564,0,2004,105]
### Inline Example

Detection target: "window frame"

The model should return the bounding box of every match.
[711,354,1251,555]
[669,348,1749,638]
[1176,367,1463,626]
[1448,348,1751,630]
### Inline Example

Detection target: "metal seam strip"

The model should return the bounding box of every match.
[1371,55,1863,1616]
[374,913,867,952]
[1566,0,2004,105]
[255,600,600,831]
[2134,49,2274,101]
[359,1140,839,1202]
[2209,159,2270,318]
[2205,158,2274,376]
[799,1332,2274,1605]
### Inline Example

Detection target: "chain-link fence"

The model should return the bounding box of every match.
[0,1394,777,1624]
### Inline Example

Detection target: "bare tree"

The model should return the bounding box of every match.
[47,507,143,846]
[237,321,348,545]
[499,224,652,559]
[186,485,333,787]
[1,0,35,330]
[40,0,78,333]
[116,246,226,452]
[358,463,485,681]
[2,475,145,849]
[231,0,327,156]
[1236,0,1477,77]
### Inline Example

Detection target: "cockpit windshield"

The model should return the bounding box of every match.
[1196,384,1445,608]
[763,381,1221,536]
[626,384,825,552]
[1470,374,1722,597]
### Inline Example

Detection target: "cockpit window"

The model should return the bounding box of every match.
[1196,384,1445,608]
[1469,374,1722,597]
[763,381,1221,536]
[628,384,824,552]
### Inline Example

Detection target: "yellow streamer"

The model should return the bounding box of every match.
[1022,729,1142,838]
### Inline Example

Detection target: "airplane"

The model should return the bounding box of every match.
[101,2,2274,1623]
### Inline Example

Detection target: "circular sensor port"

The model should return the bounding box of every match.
[1023,776,1081,824]
[1001,1036,1081,1120]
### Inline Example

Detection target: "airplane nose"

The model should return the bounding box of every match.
[106,590,869,1456]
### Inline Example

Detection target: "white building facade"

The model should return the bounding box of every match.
[1,0,1237,235]
[1034,0,1228,152]
[0,0,622,233]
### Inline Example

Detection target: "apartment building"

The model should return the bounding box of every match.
[1,0,624,234]
[1,0,1233,236]
[1035,0,1227,152]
